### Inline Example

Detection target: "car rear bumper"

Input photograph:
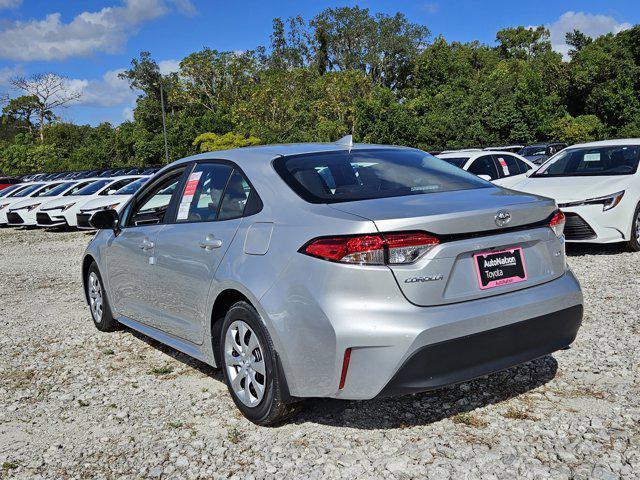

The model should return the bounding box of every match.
[376,304,582,397]
[261,258,583,400]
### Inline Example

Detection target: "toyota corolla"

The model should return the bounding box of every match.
[82,140,583,425]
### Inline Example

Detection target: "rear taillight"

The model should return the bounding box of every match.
[302,232,439,265]
[549,210,565,237]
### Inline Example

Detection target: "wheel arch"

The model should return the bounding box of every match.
[81,254,97,305]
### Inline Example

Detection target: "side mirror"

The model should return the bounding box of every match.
[478,174,493,181]
[90,209,119,231]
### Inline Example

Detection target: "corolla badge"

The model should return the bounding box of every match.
[495,210,511,227]
[404,274,444,283]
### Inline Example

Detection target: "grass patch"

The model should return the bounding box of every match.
[103,348,115,355]
[2,461,19,470]
[227,426,243,444]
[77,399,90,407]
[503,406,537,421]
[452,412,487,428]
[167,421,183,429]
[149,365,174,376]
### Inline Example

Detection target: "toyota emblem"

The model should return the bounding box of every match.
[495,210,511,227]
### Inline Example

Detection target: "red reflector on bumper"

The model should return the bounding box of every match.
[339,348,352,390]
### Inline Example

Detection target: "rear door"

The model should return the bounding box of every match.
[150,162,253,344]
[106,168,187,325]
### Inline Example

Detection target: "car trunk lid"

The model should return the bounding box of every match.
[328,187,565,306]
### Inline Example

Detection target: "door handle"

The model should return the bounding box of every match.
[139,239,154,251]
[199,234,223,250]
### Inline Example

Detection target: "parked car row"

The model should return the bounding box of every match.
[438,139,640,251]
[0,174,154,229]
[435,142,568,165]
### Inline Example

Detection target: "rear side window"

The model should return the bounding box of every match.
[515,159,532,172]
[468,155,499,180]
[274,149,489,204]
[494,155,520,176]
[218,170,251,220]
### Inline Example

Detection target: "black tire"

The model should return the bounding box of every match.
[86,262,120,332]
[219,301,298,425]
[627,203,640,252]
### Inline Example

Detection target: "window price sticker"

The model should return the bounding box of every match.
[176,170,202,220]
[497,157,510,175]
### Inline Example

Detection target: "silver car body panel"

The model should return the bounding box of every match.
[83,143,583,400]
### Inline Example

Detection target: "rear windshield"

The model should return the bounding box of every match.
[73,179,111,196]
[519,146,546,156]
[438,157,468,168]
[274,149,490,204]
[533,145,640,177]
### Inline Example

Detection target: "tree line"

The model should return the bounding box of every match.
[1,6,639,175]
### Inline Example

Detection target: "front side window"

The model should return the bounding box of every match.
[175,164,233,223]
[534,145,640,177]
[129,172,183,226]
[468,156,499,180]
[274,149,490,204]
[115,177,148,195]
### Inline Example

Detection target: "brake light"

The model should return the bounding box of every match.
[549,210,565,237]
[302,232,439,265]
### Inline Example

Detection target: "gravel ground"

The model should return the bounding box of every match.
[0,227,639,479]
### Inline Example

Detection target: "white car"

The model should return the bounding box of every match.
[510,139,640,250]
[35,176,143,228]
[437,150,535,188]
[75,177,150,229]
[0,182,65,225]
[6,179,99,227]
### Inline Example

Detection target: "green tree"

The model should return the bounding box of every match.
[550,114,606,144]
[193,132,261,152]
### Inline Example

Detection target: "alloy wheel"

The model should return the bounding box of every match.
[88,272,103,323]
[224,320,266,407]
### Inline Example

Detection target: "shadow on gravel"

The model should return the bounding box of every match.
[122,325,559,429]
[295,355,558,429]
[566,243,627,257]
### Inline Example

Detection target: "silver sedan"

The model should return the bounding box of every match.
[82,140,583,425]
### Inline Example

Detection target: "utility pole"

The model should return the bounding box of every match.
[159,77,169,164]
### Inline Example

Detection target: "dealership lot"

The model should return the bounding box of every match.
[0,228,638,479]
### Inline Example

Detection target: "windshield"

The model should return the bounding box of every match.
[274,149,490,204]
[0,184,22,197]
[41,182,74,197]
[534,145,640,177]
[439,157,469,168]
[73,179,111,196]
[115,177,147,195]
[519,146,546,156]
[11,183,44,197]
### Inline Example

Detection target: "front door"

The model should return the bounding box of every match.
[106,168,186,326]
[152,163,252,344]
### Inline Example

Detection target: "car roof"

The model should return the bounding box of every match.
[565,138,640,149]
[158,142,413,173]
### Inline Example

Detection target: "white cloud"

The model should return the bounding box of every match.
[168,0,197,16]
[0,0,21,10]
[67,69,137,108]
[548,11,632,59]
[158,59,180,75]
[0,0,198,61]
